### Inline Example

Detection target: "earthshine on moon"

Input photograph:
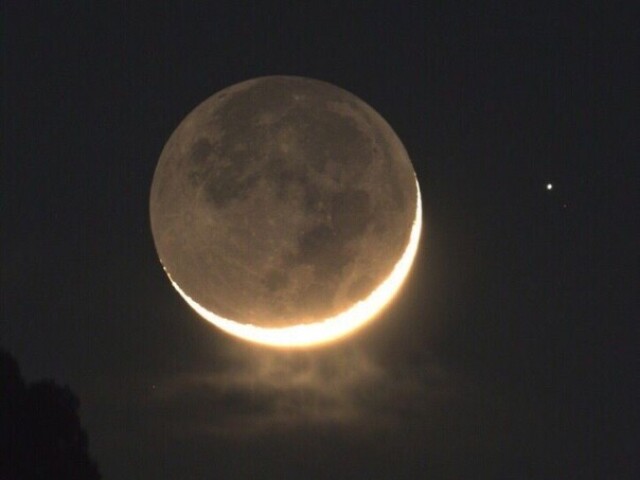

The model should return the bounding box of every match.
[150,76,422,347]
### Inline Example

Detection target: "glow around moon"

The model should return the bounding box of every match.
[167,181,422,348]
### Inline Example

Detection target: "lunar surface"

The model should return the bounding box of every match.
[150,76,421,345]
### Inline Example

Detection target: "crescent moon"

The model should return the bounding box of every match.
[165,181,421,348]
[150,77,422,348]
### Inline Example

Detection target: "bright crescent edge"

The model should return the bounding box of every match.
[164,178,422,348]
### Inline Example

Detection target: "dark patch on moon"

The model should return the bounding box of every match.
[331,189,371,239]
[204,169,260,209]
[263,269,289,292]
[150,76,418,327]
[190,138,213,165]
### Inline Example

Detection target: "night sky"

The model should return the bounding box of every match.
[3,3,637,479]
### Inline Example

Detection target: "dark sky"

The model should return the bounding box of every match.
[3,2,637,479]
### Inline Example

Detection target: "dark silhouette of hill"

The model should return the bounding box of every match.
[0,349,100,479]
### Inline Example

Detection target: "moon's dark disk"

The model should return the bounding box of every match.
[150,76,418,329]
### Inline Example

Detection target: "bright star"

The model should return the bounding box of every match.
[546,183,553,191]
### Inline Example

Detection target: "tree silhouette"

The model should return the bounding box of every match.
[0,349,101,479]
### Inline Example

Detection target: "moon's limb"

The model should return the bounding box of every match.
[165,180,421,348]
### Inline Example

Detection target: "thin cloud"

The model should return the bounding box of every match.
[150,345,456,437]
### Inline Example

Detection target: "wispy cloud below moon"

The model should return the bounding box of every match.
[149,345,456,438]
